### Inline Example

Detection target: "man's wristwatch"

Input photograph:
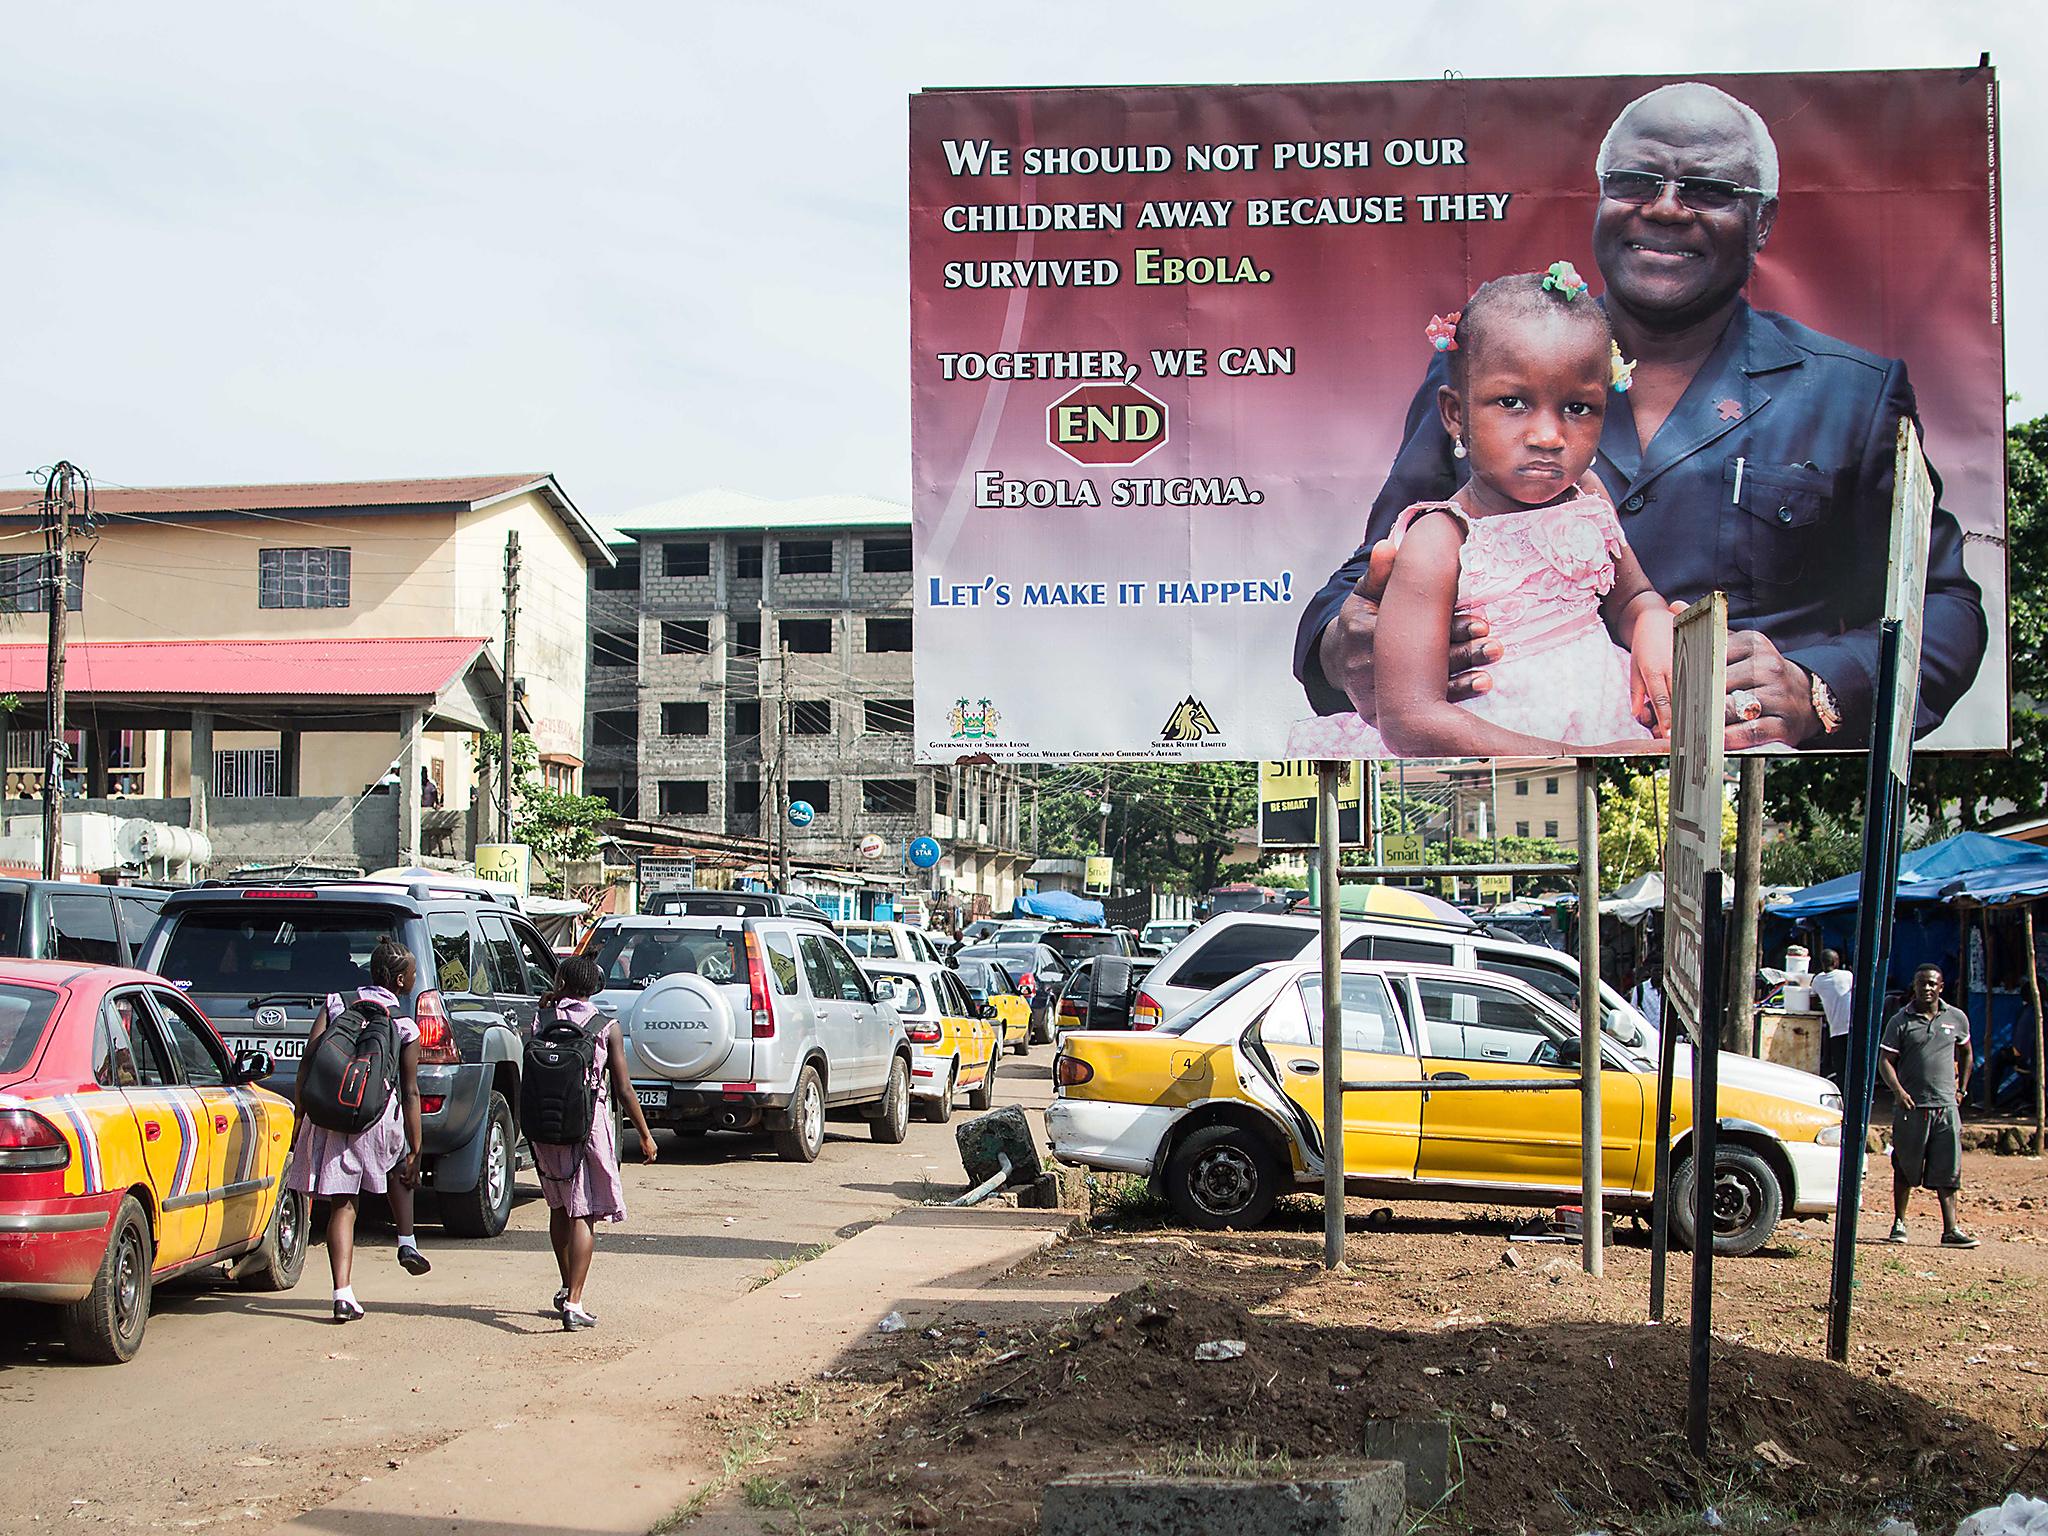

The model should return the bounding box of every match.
[1807,669,1843,736]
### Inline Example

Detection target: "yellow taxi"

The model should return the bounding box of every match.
[0,962,304,1362]
[953,956,1033,1055]
[1048,959,1844,1256]
[861,960,999,1124]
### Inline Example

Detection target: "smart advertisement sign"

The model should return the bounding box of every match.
[911,69,2005,762]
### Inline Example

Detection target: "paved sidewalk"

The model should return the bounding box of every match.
[273,1206,1077,1536]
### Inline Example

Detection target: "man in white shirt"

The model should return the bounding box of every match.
[1812,949,1852,1086]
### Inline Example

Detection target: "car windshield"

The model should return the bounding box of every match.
[1043,931,1123,962]
[0,982,60,1074]
[588,927,745,989]
[1154,966,1277,1037]
[966,945,1056,974]
[840,930,891,957]
[645,893,771,918]
[156,906,401,997]
[868,970,927,1014]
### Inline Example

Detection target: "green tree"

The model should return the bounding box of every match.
[1035,763,1258,894]
[469,732,613,893]
[1597,769,1737,886]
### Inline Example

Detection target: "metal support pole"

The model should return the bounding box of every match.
[1689,870,1727,1458]
[1317,761,1346,1271]
[1730,757,1765,1053]
[1648,994,1680,1320]
[1827,620,1905,1362]
[2026,904,2047,1155]
[1577,760,1604,1277]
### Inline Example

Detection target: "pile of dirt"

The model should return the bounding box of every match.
[799,1279,2019,1535]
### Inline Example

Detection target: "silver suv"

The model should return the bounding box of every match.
[582,915,912,1163]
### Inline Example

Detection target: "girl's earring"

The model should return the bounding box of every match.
[1453,439,1468,460]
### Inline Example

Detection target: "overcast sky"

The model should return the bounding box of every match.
[3,1,2037,522]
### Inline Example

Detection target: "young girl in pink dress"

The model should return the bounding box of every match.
[530,956,657,1332]
[288,937,431,1323]
[1289,264,1675,759]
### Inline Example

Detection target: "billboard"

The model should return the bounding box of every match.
[911,69,2004,762]
[1258,760,1363,848]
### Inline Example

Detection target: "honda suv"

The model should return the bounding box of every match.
[582,915,911,1162]
[140,879,561,1237]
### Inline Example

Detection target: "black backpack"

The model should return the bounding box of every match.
[300,993,400,1134]
[521,1003,604,1146]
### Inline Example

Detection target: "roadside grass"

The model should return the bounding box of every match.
[652,1387,821,1531]
[1085,1171,1171,1227]
[1145,1435,1294,1479]
[749,1242,833,1292]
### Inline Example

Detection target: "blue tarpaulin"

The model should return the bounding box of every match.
[1771,832,2048,920]
[1012,889,1105,924]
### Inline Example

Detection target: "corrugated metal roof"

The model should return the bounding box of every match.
[602,487,909,538]
[0,637,492,700]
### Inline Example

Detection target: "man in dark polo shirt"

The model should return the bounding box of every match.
[1877,964,1977,1247]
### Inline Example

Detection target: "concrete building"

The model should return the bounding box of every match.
[0,474,607,870]
[586,489,1034,917]
[1424,760,1584,844]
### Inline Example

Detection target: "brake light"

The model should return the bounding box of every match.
[413,989,460,1065]
[420,1095,446,1115]
[1054,1054,1094,1089]
[0,1109,69,1172]
[240,889,317,899]
[905,1020,942,1044]
[1134,990,1163,1028]
[745,931,776,1039]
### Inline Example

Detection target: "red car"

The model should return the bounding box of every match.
[0,962,304,1362]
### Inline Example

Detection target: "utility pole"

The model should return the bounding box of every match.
[1728,757,1765,1053]
[39,464,83,880]
[500,531,521,844]
[776,643,791,892]
[1097,767,1112,853]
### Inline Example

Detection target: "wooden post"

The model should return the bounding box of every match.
[1317,762,1346,1271]
[1728,758,1765,1053]
[1577,761,1603,1278]
[2024,904,2046,1156]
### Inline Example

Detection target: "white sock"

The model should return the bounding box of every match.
[335,1285,357,1305]
[397,1232,418,1250]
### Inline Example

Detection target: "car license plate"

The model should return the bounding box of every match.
[229,1035,306,1063]
[635,1087,668,1110]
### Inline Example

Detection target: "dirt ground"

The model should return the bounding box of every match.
[695,1148,2048,1535]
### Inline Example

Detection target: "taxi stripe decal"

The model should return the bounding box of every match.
[164,1093,198,1198]
[51,1097,101,1194]
[229,1090,258,1184]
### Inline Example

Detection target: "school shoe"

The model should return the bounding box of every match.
[552,1287,570,1316]
[561,1303,598,1332]
[398,1244,432,1276]
[1885,1219,1909,1244]
[1941,1229,1981,1248]
[333,1297,366,1324]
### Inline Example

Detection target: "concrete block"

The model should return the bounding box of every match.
[1041,1463,1404,1536]
[1016,1172,1064,1209]
[1358,1419,1454,1507]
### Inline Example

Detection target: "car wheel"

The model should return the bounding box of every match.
[1164,1125,1280,1231]
[233,1187,310,1292]
[967,1050,997,1111]
[441,1092,516,1238]
[1670,1144,1783,1258]
[918,1063,956,1124]
[870,1057,911,1144]
[1029,1012,1050,1046]
[774,1067,826,1163]
[64,1195,153,1364]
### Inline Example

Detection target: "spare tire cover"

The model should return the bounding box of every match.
[624,974,736,1079]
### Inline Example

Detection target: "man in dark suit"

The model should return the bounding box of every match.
[1294,82,1986,749]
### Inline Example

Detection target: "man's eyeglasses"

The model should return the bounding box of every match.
[1599,169,1770,214]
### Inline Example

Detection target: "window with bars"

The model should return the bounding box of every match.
[0,554,84,614]
[256,547,350,610]
[934,776,951,815]
[664,542,710,578]
[661,701,710,736]
[862,537,912,573]
[863,699,914,734]
[864,616,911,652]
[661,619,711,655]
[658,779,710,816]
[734,542,763,579]
[1544,820,1559,839]
[863,778,918,815]
[790,700,831,736]
[213,748,281,797]
[594,555,640,591]
[593,630,639,668]
[789,779,831,814]
[778,539,834,575]
[591,709,639,748]
[781,619,832,654]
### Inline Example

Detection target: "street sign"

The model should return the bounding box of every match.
[788,800,815,828]
[1886,419,1937,782]
[907,836,943,869]
[1258,760,1363,848]
[857,833,888,860]
[1383,832,1425,866]
[1084,855,1114,893]
[1664,594,1728,1047]
[475,843,531,897]
[1477,873,1512,901]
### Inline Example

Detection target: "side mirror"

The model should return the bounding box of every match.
[234,1048,274,1084]
[1553,1037,1583,1067]
[976,1001,999,1021]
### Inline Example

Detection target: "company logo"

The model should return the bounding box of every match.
[641,1018,708,1032]
[949,697,1002,739]
[1158,696,1221,743]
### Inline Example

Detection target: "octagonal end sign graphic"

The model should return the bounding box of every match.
[1047,383,1169,466]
